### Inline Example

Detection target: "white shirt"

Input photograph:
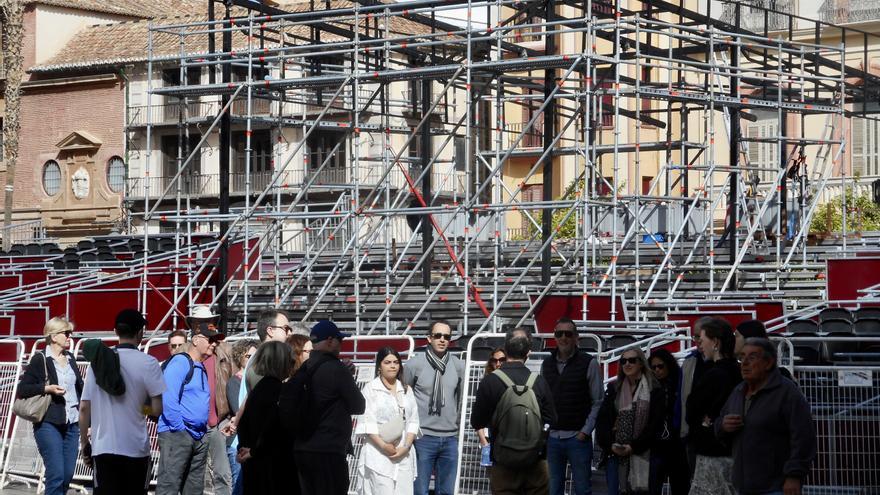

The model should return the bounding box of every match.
[81,348,166,458]
[356,377,420,480]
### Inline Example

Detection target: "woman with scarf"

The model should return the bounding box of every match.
[685,317,740,495]
[597,348,665,495]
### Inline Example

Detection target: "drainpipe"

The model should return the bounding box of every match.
[118,66,131,233]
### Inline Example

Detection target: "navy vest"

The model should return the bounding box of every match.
[542,350,593,430]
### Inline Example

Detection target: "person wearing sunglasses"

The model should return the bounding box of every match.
[168,330,188,356]
[17,317,83,495]
[648,349,689,495]
[477,348,507,456]
[156,326,223,495]
[596,348,665,495]
[403,320,465,495]
[540,317,603,495]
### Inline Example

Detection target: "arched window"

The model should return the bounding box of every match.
[42,161,61,196]
[107,156,125,192]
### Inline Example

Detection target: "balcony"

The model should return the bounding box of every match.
[505,122,544,150]
[128,98,274,127]
[720,0,795,32]
[125,170,305,200]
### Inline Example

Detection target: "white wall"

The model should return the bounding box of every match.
[34,5,131,65]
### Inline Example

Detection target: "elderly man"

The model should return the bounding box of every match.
[716,338,816,495]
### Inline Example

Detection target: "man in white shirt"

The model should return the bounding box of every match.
[79,309,166,495]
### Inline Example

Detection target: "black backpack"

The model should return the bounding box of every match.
[161,353,195,402]
[490,370,546,468]
[278,358,330,439]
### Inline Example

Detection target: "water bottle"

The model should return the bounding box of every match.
[480,444,492,467]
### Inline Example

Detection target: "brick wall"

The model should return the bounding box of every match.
[16,77,125,211]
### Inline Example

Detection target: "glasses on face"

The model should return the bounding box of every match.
[170,343,185,350]
[431,333,452,341]
[620,357,641,365]
[554,330,576,339]
[741,353,764,364]
[489,357,507,364]
[270,325,293,334]
[57,330,73,338]
[651,363,666,370]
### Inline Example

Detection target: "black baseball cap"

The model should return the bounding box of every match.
[115,309,147,333]
[311,320,349,343]
[191,322,225,343]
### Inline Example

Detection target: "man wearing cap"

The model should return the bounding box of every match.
[293,320,365,495]
[79,309,166,495]
[156,325,223,495]
[187,305,233,495]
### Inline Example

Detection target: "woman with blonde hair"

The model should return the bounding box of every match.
[17,317,83,495]
[596,348,665,494]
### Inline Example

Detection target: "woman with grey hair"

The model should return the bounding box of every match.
[236,341,297,494]
[717,338,816,495]
[596,348,665,494]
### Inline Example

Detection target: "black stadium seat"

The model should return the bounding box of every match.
[787,319,819,335]
[853,318,880,337]
[819,307,852,323]
[855,307,880,321]
[820,319,853,335]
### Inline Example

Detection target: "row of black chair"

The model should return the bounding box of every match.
[2,242,61,256]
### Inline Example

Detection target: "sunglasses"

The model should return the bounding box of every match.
[431,333,452,341]
[170,343,185,350]
[60,330,73,337]
[651,363,666,370]
[270,325,293,334]
[554,330,576,338]
[489,357,507,364]
[620,357,641,365]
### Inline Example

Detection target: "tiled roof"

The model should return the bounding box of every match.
[29,0,205,19]
[30,1,443,73]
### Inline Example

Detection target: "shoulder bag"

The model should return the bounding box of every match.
[13,352,53,423]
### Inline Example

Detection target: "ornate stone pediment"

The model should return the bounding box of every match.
[55,131,103,152]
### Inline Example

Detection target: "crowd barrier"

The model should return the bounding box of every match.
[0,334,877,494]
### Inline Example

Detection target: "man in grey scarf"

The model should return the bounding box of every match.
[403,320,465,495]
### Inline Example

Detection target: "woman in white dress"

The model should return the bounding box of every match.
[357,347,420,495]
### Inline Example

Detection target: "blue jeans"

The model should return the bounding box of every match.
[413,434,458,495]
[227,444,242,495]
[605,455,620,495]
[34,422,79,495]
[547,435,593,495]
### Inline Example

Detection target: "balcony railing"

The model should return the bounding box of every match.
[505,122,543,149]
[820,0,879,24]
[128,98,274,127]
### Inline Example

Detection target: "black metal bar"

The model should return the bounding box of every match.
[541,0,557,286]
[218,2,231,332]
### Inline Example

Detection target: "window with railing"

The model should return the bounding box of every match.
[307,130,346,183]
[820,0,879,24]
[161,135,202,194]
[233,130,273,192]
[521,184,543,231]
[597,82,614,128]
[852,117,880,177]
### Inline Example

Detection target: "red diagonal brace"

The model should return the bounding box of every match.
[393,159,491,318]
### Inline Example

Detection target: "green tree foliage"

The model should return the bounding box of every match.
[810,191,880,234]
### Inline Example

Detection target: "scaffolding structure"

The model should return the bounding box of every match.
[130,0,880,334]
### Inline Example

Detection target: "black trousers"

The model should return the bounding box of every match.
[93,454,151,495]
[294,451,349,495]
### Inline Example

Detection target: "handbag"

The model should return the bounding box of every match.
[13,352,53,423]
[377,385,406,444]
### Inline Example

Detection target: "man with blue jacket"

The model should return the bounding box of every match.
[156,327,223,495]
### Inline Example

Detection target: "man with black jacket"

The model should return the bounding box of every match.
[471,327,557,494]
[294,321,365,495]
[541,317,603,495]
